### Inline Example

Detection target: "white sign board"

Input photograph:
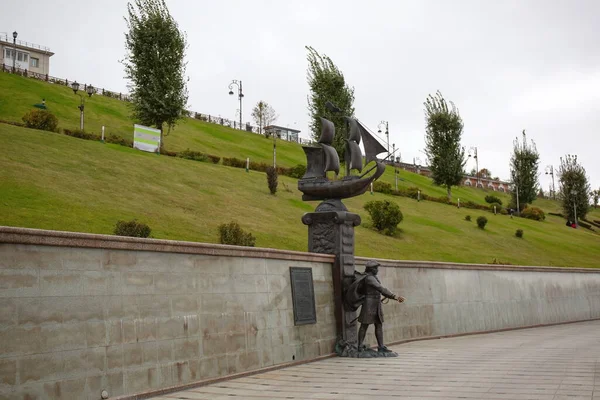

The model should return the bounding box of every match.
[133,124,161,153]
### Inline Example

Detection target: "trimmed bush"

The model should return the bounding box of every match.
[364,200,403,236]
[515,229,524,238]
[406,186,420,199]
[373,181,392,194]
[22,109,58,132]
[105,134,133,147]
[178,149,208,162]
[476,216,488,229]
[222,157,247,168]
[266,166,278,195]
[207,154,221,164]
[114,219,151,238]
[520,206,545,221]
[489,202,502,213]
[218,221,256,247]
[465,215,471,222]
[288,164,307,179]
[249,161,269,172]
[63,128,101,141]
[485,195,502,205]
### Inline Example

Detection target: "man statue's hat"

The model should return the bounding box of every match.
[365,260,380,269]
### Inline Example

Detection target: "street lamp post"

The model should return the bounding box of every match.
[378,121,389,159]
[12,31,17,73]
[228,80,244,130]
[545,165,556,200]
[468,146,479,188]
[71,81,95,131]
[572,190,578,227]
[393,143,398,191]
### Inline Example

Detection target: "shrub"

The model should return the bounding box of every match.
[406,187,420,199]
[485,195,503,205]
[249,161,269,172]
[520,206,545,221]
[373,181,392,194]
[207,154,221,164]
[222,157,247,168]
[500,208,508,215]
[266,166,278,194]
[161,149,178,157]
[364,200,404,236]
[22,109,58,132]
[63,128,101,141]
[105,134,133,147]
[288,164,307,179]
[218,221,256,246]
[178,149,208,162]
[465,215,471,222]
[515,229,524,238]
[114,219,151,238]
[476,216,488,229]
[489,202,502,213]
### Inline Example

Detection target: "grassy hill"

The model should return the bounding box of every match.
[1,123,598,268]
[0,73,517,206]
[0,72,306,168]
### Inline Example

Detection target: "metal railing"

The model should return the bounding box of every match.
[0,36,51,53]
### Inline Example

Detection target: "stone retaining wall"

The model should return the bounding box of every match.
[1,227,599,400]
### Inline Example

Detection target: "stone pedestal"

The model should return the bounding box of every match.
[301,200,361,352]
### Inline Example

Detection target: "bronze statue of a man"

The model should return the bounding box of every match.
[357,260,405,353]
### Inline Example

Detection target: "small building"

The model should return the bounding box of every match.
[0,34,54,76]
[462,175,510,192]
[264,125,301,143]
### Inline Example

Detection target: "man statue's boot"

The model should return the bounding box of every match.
[357,324,368,351]
[375,323,392,352]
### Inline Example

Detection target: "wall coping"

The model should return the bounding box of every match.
[0,226,335,263]
[355,256,600,274]
[1,226,598,273]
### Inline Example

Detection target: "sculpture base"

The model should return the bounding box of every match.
[334,339,398,358]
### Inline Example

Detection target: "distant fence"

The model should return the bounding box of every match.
[1,64,315,145]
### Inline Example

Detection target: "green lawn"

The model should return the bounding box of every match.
[0,72,306,167]
[1,124,598,268]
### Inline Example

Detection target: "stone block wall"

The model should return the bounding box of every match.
[0,228,336,400]
[358,258,600,348]
[1,227,600,399]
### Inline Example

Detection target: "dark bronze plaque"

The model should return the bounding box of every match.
[289,267,317,325]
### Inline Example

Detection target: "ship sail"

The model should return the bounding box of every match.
[322,144,340,175]
[319,117,340,175]
[356,120,387,165]
[346,117,361,144]
[345,141,363,172]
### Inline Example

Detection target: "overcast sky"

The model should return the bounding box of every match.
[2,0,599,190]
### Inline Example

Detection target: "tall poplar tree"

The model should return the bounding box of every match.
[123,0,188,145]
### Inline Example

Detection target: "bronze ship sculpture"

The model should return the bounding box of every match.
[298,108,387,201]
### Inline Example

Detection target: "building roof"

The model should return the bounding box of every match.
[0,36,54,56]
[265,125,301,133]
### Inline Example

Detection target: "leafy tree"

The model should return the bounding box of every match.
[558,155,591,221]
[306,46,355,162]
[509,131,540,210]
[423,91,466,200]
[251,101,278,136]
[123,0,188,147]
[591,189,599,209]
[478,168,492,179]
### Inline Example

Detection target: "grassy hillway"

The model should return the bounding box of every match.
[0,72,306,168]
[1,123,598,268]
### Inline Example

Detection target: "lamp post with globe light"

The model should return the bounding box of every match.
[12,31,17,72]
[71,81,95,131]
[545,165,556,200]
[228,80,244,129]
[377,121,389,159]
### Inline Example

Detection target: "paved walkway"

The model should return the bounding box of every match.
[154,320,600,400]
